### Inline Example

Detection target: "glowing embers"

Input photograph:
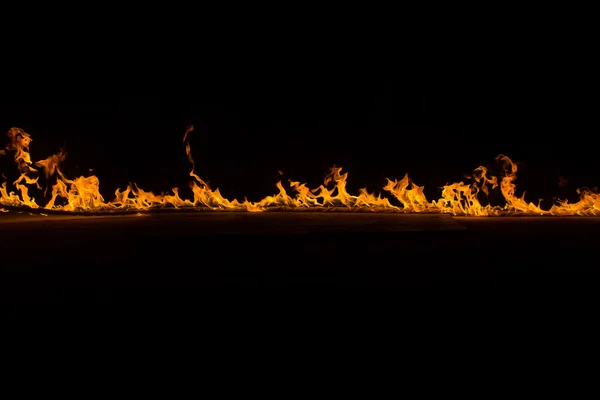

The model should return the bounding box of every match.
[0,126,599,216]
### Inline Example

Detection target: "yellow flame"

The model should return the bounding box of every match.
[0,126,598,216]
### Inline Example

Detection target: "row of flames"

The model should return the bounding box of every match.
[0,127,599,216]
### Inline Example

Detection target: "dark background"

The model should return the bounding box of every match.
[1,80,598,208]
[3,13,600,295]
[2,3,598,210]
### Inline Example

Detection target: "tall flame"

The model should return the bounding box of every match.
[0,126,598,216]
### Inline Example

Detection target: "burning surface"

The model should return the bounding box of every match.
[0,126,598,216]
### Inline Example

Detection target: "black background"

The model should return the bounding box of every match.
[2,16,598,208]
[3,10,600,295]
[1,83,598,208]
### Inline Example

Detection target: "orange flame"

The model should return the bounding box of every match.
[0,126,598,216]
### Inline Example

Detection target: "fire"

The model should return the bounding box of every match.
[0,126,598,216]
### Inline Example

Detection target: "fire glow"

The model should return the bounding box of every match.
[0,127,598,216]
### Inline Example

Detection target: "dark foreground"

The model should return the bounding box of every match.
[1,211,599,301]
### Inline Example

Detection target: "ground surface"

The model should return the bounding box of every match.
[1,211,599,301]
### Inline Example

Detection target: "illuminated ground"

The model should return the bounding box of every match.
[1,211,599,301]
[0,211,465,233]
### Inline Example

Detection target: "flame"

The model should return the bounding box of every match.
[0,126,598,216]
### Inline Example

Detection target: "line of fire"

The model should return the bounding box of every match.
[1,127,598,217]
